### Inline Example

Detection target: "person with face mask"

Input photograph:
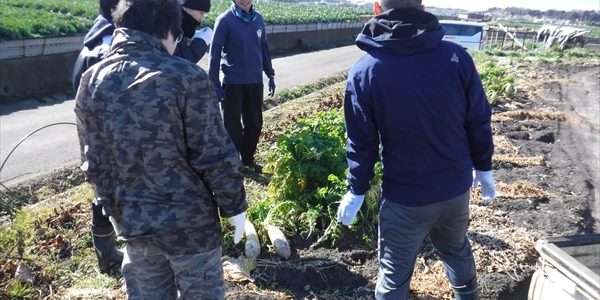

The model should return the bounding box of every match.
[209,0,276,172]
[174,0,213,63]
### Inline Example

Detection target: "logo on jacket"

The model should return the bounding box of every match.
[413,29,425,37]
[451,52,459,63]
[257,29,262,39]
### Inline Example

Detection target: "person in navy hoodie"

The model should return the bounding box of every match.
[209,0,275,172]
[335,0,496,299]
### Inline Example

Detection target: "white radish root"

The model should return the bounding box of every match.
[265,224,291,259]
[244,219,261,258]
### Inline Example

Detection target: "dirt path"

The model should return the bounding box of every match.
[526,65,600,232]
[561,67,600,230]
[482,64,600,299]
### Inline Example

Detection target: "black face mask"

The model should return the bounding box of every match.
[181,10,200,38]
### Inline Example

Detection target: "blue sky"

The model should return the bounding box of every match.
[423,0,600,11]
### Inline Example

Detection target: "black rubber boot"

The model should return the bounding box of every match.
[452,278,479,300]
[92,225,123,275]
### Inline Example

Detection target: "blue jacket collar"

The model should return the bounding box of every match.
[231,1,256,23]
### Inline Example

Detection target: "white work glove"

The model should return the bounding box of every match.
[472,170,497,205]
[228,212,246,244]
[336,192,365,226]
[194,27,213,45]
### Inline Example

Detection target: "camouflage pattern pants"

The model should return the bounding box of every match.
[122,239,224,300]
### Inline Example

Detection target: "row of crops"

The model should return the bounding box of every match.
[0,0,370,40]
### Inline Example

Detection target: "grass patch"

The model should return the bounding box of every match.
[5,281,35,298]
[71,272,120,290]
[473,47,600,64]
[0,165,85,217]
[0,183,100,299]
[263,71,347,111]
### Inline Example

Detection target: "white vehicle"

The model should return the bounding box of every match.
[439,20,487,50]
[528,234,600,300]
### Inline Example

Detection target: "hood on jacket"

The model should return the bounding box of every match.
[84,14,115,49]
[356,8,445,56]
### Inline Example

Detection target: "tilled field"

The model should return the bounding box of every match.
[224,61,599,299]
[1,60,598,300]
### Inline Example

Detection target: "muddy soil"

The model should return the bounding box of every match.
[2,61,597,300]
[223,62,600,299]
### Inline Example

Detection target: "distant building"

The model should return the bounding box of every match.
[438,15,459,21]
[458,12,486,22]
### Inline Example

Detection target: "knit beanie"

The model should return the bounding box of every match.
[181,0,211,13]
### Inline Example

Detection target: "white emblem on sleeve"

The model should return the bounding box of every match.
[451,52,459,63]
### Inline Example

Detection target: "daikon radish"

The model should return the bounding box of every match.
[244,219,260,258]
[265,224,291,259]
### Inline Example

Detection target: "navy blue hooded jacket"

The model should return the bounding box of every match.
[73,15,115,92]
[345,8,493,206]
[83,14,114,50]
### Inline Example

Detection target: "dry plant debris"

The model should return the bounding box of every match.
[496,182,552,200]
[493,110,566,123]
[223,256,256,283]
[411,261,453,300]
[409,205,537,300]
[494,154,545,167]
[493,134,520,155]
[470,181,551,205]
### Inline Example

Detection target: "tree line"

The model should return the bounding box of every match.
[487,7,600,24]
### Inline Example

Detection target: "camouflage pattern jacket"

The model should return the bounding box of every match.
[75,28,247,255]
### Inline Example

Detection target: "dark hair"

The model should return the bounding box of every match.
[112,0,181,40]
[99,0,119,20]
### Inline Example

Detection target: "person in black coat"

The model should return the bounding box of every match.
[71,0,123,275]
[173,0,213,63]
[72,0,118,93]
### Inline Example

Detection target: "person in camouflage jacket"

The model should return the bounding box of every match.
[74,0,247,298]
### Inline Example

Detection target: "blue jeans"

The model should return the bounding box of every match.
[122,239,224,300]
[375,191,476,300]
